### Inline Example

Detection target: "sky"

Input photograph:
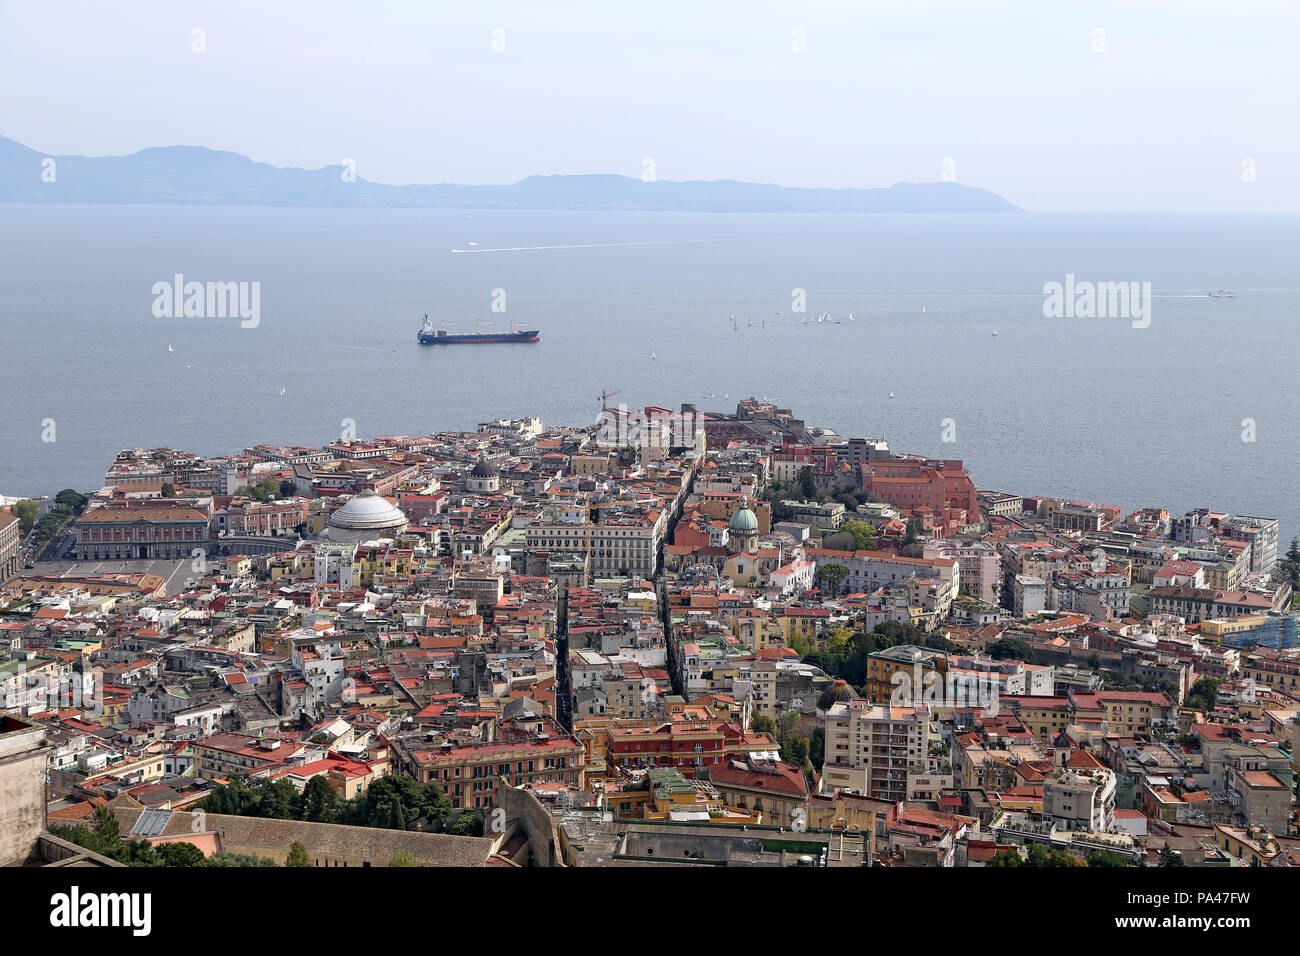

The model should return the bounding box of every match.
[1,0,1296,211]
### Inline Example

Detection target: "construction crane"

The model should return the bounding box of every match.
[599,388,623,411]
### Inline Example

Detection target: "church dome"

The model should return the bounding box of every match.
[817,679,859,713]
[328,490,407,530]
[729,502,758,532]
[470,458,500,479]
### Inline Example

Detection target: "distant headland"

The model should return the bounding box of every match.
[0,135,1021,213]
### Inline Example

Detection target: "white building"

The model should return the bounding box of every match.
[323,490,409,544]
[1013,574,1047,617]
[313,542,357,587]
[1043,767,1116,832]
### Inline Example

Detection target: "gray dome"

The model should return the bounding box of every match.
[328,490,408,530]
[817,680,859,712]
[470,458,500,479]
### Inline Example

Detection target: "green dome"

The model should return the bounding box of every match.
[729,505,758,532]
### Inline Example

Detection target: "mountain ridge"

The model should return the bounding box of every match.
[0,135,1022,212]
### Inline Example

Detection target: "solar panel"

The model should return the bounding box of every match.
[131,807,173,837]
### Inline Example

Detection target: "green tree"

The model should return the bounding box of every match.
[284,841,313,867]
[247,477,282,502]
[257,779,303,819]
[1159,843,1185,867]
[751,714,776,735]
[809,727,825,770]
[301,776,340,824]
[841,520,878,551]
[1018,842,1084,867]
[1086,850,1130,867]
[155,841,208,867]
[54,489,88,512]
[89,805,125,858]
[279,479,298,499]
[816,563,849,596]
[11,500,39,531]
[797,466,817,500]
[388,849,421,866]
[160,483,176,498]
[986,848,1024,867]
[780,734,810,767]
[988,637,1034,663]
[1283,538,1300,588]
[1185,677,1220,713]
[448,814,484,837]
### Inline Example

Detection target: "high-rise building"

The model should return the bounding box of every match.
[820,700,928,802]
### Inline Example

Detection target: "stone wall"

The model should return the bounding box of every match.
[0,715,50,866]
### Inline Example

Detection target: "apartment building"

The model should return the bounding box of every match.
[806,548,958,598]
[526,509,666,577]
[391,716,585,811]
[0,510,21,580]
[1043,767,1116,832]
[820,700,928,802]
[1148,586,1276,623]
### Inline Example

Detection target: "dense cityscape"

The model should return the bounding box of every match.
[2,396,1296,870]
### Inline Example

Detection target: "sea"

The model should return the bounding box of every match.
[1,204,1297,539]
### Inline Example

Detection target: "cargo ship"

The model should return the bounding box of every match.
[418,315,540,344]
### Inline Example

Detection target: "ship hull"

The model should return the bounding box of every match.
[418,330,540,344]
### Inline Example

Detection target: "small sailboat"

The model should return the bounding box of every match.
[167,344,173,352]
[991,330,999,337]
[848,312,855,321]
[650,352,657,360]
[888,392,895,398]
[280,387,286,396]
[922,304,927,314]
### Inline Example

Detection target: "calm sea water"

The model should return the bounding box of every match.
[1,205,1297,538]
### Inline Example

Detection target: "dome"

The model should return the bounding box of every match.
[470,458,500,479]
[328,490,408,530]
[817,679,859,712]
[729,503,758,532]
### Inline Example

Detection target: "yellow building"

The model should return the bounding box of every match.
[1014,697,1072,740]
[861,645,948,708]
[1213,823,1279,865]
[638,767,763,825]
[353,546,413,587]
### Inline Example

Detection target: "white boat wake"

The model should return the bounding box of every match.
[450,236,769,254]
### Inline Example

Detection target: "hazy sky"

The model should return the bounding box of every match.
[2,0,1296,211]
